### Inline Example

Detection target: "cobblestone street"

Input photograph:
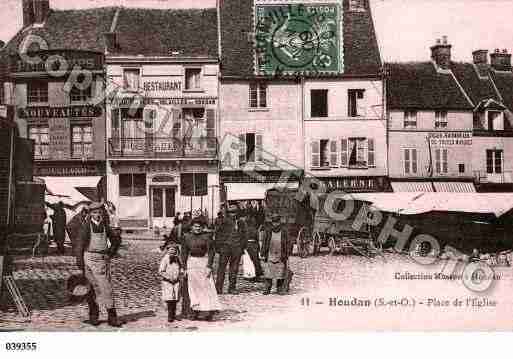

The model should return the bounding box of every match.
[2,239,513,331]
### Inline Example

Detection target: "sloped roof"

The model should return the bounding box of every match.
[3,7,218,59]
[450,62,501,107]
[386,62,473,111]
[219,0,382,78]
[111,8,218,58]
[491,70,513,113]
[4,7,116,54]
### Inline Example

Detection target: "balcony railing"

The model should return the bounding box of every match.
[473,170,513,184]
[108,137,218,159]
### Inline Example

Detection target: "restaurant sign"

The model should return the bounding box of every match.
[18,106,103,119]
[429,132,472,146]
[255,3,341,76]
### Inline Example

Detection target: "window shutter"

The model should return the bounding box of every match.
[238,134,246,167]
[442,149,448,173]
[412,149,418,173]
[206,109,216,150]
[259,83,267,108]
[340,138,348,167]
[367,138,375,167]
[311,141,320,168]
[404,149,410,174]
[249,83,257,108]
[172,109,181,138]
[256,134,263,162]
[435,149,441,173]
[330,139,339,167]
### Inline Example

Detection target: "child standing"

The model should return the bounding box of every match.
[159,244,183,323]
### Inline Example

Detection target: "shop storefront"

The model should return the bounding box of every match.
[105,59,221,229]
[9,50,107,206]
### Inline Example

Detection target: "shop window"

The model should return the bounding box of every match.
[180,173,208,196]
[311,89,328,117]
[435,148,448,174]
[0,83,4,104]
[239,133,263,164]
[70,85,92,102]
[71,125,93,159]
[435,111,448,128]
[27,81,48,103]
[487,149,503,174]
[28,125,49,160]
[404,148,418,174]
[404,110,417,128]
[348,89,365,117]
[123,68,140,92]
[119,173,147,197]
[249,82,267,108]
[185,68,202,90]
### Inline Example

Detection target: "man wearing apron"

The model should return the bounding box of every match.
[77,202,122,327]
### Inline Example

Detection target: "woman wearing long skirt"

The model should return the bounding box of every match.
[181,219,222,321]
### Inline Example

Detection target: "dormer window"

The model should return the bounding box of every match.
[185,68,202,91]
[403,110,417,128]
[435,111,448,128]
[349,0,366,12]
[487,111,504,131]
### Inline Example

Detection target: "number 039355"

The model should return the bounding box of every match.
[5,342,38,351]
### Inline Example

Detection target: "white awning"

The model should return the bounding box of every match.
[225,182,299,201]
[391,182,434,192]
[433,182,476,193]
[40,176,102,221]
[348,192,513,217]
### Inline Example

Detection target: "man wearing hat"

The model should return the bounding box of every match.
[260,213,291,295]
[76,202,122,327]
[215,204,247,294]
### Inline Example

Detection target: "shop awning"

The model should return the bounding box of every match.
[348,192,513,217]
[391,182,434,192]
[225,182,299,201]
[40,176,102,221]
[433,182,476,193]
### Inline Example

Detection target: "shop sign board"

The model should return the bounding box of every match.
[48,118,71,160]
[428,132,472,146]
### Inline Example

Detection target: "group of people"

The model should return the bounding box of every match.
[158,203,293,323]
[69,200,293,327]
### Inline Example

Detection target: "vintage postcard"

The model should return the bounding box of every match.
[1,0,513,338]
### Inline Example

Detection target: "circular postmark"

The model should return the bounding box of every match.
[255,4,339,76]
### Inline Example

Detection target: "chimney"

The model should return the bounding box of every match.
[33,0,50,24]
[490,48,512,71]
[104,32,118,53]
[430,36,452,70]
[22,0,35,28]
[472,49,488,65]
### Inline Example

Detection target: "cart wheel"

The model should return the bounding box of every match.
[328,236,337,255]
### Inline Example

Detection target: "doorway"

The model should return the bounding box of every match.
[151,186,176,228]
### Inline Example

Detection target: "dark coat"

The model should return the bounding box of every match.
[215,216,247,249]
[75,212,120,269]
[260,227,290,263]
